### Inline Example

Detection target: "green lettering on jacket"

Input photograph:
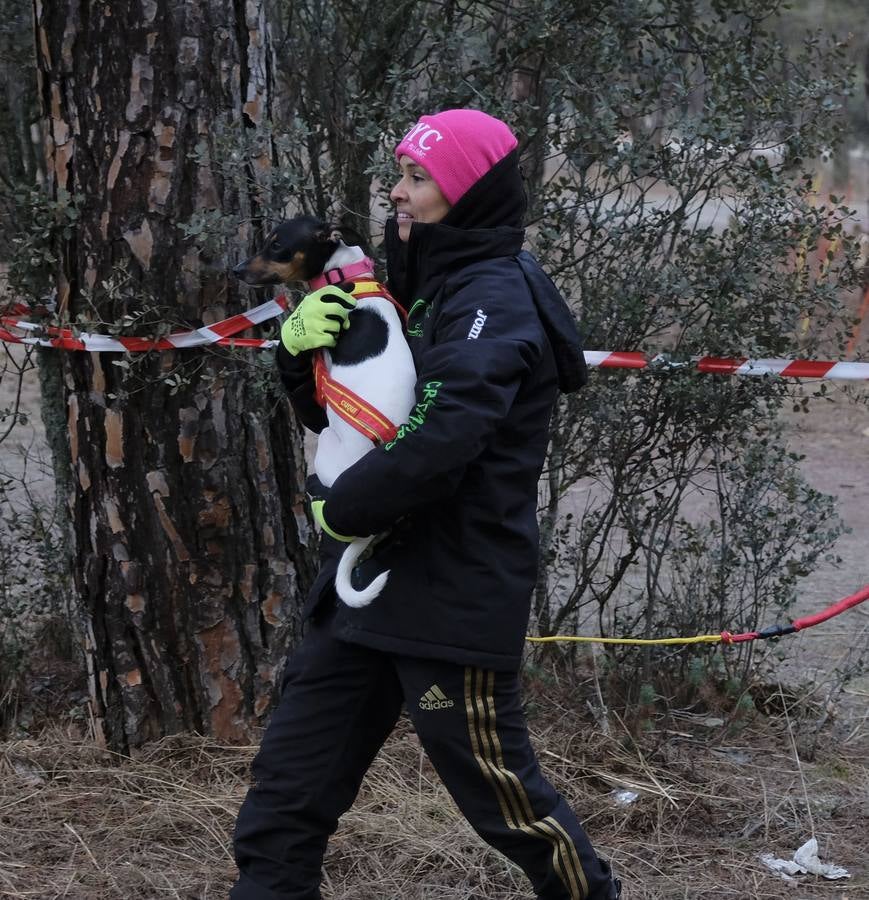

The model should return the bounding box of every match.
[384,380,443,450]
[406,299,428,337]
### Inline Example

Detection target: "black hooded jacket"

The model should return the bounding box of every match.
[278,150,586,670]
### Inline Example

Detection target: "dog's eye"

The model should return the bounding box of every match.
[271,239,280,249]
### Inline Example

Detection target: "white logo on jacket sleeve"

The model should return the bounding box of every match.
[467,309,488,340]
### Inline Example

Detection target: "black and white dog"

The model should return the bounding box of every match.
[233,216,416,607]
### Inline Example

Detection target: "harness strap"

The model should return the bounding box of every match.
[314,355,399,444]
[308,256,377,289]
[343,279,408,325]
[312,278,406,445]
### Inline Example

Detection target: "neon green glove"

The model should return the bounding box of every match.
[307,475,355,542]
[280,283,356,356]
[310,499,355,542]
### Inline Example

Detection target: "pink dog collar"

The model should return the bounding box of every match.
[308,257,376,289]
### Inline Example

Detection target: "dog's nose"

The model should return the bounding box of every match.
[232,261,249,280]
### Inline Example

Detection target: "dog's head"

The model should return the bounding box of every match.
[233,216,342,286]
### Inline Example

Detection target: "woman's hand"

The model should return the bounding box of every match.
[306,475,356,542]
[280,283,356,355]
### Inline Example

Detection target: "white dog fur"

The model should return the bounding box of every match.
[313,242,416,607]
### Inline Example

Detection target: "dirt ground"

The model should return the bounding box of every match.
[777,385,869,691]
[0,688,866,900]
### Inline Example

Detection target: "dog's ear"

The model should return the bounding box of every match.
[315,224,343,245]
[312,224,340,245]
[332,222,370,254]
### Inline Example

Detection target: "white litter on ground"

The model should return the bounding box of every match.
[760,837,851,881]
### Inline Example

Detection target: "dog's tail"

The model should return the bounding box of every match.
[335,535,389,608]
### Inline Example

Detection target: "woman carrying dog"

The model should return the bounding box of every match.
[232,109,621,900]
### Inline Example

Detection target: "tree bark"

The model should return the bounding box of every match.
[33,0,317,752]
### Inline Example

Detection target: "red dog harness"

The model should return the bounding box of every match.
[313,278,408,445]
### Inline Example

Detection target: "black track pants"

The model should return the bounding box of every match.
[231,621,614,900]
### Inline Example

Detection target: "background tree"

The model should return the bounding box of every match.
[518,0,859,700]
[32,0,318,752]
[0,0,49,728]
[0,0,42,219]
[263,0,554,240]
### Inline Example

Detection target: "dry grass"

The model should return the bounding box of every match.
[0,678,866,900]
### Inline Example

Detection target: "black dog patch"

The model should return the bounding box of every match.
[330,307,389,366]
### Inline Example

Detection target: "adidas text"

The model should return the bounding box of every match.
[419,685,454,710]
[419,698,455,710]
[467,309,487,340]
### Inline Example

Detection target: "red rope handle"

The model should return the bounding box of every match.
[792,584,869,631]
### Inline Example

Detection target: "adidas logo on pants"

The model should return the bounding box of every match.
[419,684,455,710]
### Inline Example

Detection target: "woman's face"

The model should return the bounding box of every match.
[390,155,451,241]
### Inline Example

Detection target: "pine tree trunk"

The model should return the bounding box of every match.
[33,0,317,752]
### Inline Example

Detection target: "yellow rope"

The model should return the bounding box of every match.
[526,586,869,647]
[526,634,724,646]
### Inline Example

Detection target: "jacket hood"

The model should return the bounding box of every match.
[442,147,526,230]
[385,149,526,306]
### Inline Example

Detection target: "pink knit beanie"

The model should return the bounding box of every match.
[395,109,518,205]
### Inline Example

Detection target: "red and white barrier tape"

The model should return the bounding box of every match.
[2,300,867,380]
[586,351,869,381]
[0,295,287,352]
